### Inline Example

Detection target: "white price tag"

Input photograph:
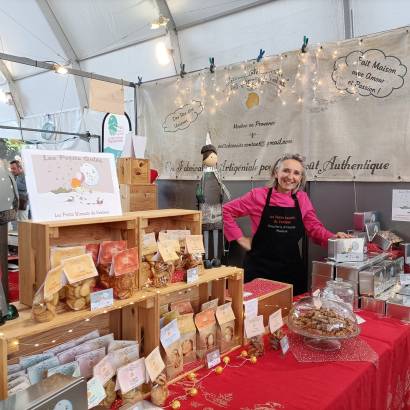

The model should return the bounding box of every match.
[206,349,221,368]
[355,314,366,324]
[187,267,199,284]
[244,298,258,319]
[269,309,284,334]
[280,336,289,355]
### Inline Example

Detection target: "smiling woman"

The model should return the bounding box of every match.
[223,153,349,295]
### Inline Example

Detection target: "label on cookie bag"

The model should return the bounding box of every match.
[63,254,98,283]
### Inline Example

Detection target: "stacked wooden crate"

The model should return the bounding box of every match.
[117,158,157,211]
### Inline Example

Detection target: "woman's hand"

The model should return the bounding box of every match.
[237,236,252,251]
[334,232,352,239]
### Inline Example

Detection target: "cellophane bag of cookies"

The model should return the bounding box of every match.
[97,240,127,289]
[32,284,59,323]
[32,265,65,323]
[111,248,138,299]
[62,254,98,311]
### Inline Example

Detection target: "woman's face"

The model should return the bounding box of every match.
[274,159,303,193]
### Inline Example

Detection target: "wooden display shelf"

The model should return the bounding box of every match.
[0,290,158,401]
[146,265,244,382]
[134,209,202,289]
[18,213,138,306]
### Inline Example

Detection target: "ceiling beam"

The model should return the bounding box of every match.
[175,0,274,31]
[154,0,182,73]
[0,60,24,119]
[35,0,89,108]
[0,52,135,88]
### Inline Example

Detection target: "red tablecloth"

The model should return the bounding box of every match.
[167,311,410,410]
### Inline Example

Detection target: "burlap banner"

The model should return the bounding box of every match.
[138,26,410,181]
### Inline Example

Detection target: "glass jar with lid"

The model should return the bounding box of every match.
[323,278,355,309]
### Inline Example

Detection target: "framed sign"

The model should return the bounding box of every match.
[22,149,122,221]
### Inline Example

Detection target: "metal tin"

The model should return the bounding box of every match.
[335,252,388,283]
[373,233,392,251]
[312,260,335,278]
[365,222,380,242]
[360,296,386,315]
[393,257,404,276]
[359,265,394,297]
[311,260,336,292]
[400,243,410,266]
[328,238,365,263]
[353,211,377,231]
[386,296,410,322]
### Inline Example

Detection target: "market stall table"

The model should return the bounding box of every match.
[166,310,410,410]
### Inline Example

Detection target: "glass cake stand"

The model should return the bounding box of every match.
[288,296,360,351]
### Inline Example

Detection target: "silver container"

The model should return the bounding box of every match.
[360,296,386,315]
[386,296,410,323]
[400,243,410,266]
[373,232,392,251]
[311,260,336,292]
[359,265,393,297]
[393,257,404,276]
[328,238,365,262]
[353,211,377,231]
[336,252,388,283]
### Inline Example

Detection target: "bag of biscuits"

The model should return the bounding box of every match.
[97,240,127,290]
[112,248,138,299]
[62,254,98,311]
[32,265,65,323]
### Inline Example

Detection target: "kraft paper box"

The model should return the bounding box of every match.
[195,309,217,359]
[215,302,236,353]
[328,238,365,262]
[177,313,197,364]
[163,341,183,380]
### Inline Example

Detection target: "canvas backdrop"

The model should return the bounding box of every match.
[138,26,410,181]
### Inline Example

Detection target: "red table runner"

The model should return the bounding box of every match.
[166,311,410,410]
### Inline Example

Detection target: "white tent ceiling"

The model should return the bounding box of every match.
[0,0,410,139]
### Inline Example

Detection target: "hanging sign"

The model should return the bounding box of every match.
[102,112,132,158]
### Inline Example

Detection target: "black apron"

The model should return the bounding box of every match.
[243,187,307,295]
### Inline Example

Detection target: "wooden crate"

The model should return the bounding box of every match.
[134,209,201,288]
[18,214,138,306]
[243,278,293,327]
[0,291,157,401]
[120,184,157,212]
[147,266,244,382]
[117,158,150,185]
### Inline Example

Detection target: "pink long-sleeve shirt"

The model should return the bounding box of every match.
[223,186,333,247]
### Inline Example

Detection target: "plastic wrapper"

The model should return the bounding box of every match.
[102,378,117,408]
[113,273,136,300]
[65,278,95,311]
[151,260,174,288]
[120,387,143,405]
[150,373,169,407]
[31,284,59,323]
